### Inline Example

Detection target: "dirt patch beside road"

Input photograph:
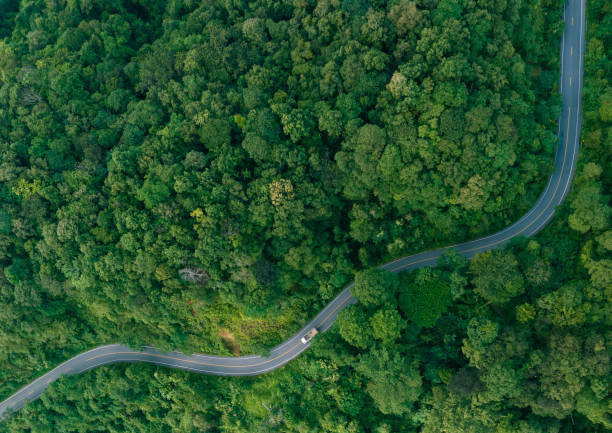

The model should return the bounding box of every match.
[218,329,240,355]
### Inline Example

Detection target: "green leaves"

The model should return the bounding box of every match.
[369,305,406,344]
[0,208,11,235]
[568,184,611,234]
[3,258,32,287]
[469,250,525,304]
[356,346,422,416]
[280,109,315,143]
[536,284,591,327]
[576,388,612,429]
[399,268,452,328]
[136,177,170,209]
[352,268,398,308]
[337,307,373,350]
[2,0,609,431]
[598,90,612,122]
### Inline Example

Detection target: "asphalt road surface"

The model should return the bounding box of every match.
[0,0,586,420]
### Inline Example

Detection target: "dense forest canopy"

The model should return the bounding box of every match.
[1,0,610,431]
[0,0,562,358]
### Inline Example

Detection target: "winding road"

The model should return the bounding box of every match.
[0,0,586,420]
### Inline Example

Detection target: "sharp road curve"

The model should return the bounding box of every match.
[0,0,586,420]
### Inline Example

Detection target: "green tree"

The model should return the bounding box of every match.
[536,284,591,327]
[137,177,171,209]
[356,346,422,415]
[568,183,611,234]
[337,306,374,349]
[469,250,525,304]
[399,268,452,327]
[576,388,612,429]
[369,305,406,344]
[352,268,398,308]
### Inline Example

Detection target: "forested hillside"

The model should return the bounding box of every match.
[6,92,611,431]
[3,0,609,431]
[0,0,563,387]
[6,208,611,433]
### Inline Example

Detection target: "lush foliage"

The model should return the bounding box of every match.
[3,0,611,432]
[0,0,562,369]
[5,222,611,432]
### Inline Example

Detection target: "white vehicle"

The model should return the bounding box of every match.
[300,328,318,344]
